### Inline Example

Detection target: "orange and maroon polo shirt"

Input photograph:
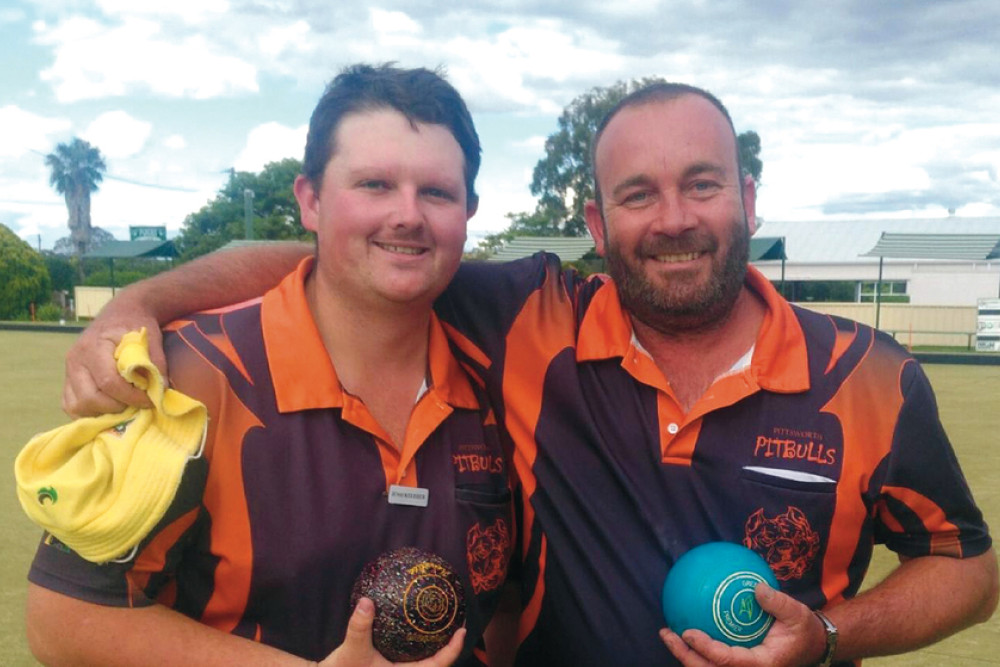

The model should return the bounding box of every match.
[29,258,513,665]
[435,252,991,667]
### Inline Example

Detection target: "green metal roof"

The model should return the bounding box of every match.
[749,236,786,261]
[84,239,177,258]
[487,236,596,262]
[862,233,1000,260]
[487,235,788,263]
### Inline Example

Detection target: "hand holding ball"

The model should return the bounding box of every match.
[351,547,466,662]
[662,542,779,647]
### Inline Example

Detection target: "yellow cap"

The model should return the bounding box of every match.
[14,329,207,563]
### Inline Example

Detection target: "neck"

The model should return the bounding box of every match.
[305,274,432,396]
[632,286,765,412]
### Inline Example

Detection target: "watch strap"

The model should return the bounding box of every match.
[813,609,839,667]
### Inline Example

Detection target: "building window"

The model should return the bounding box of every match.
[780,281,857,302]
[858,281,909,303]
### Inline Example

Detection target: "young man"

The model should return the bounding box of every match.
[27,64,513,667]
[63,82,997,666]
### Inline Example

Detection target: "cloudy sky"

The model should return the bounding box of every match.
[2,0,999,251]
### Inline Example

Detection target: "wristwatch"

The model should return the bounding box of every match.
[813,609,839,667]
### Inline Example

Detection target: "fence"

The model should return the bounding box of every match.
[797,302,978,349]
[68,288,981,348]
[74,286,118,320]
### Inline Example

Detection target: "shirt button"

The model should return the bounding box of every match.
[667,422,679,434]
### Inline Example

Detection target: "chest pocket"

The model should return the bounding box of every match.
[737,466,835,591]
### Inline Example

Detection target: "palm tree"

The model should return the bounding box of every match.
[45,138,107,273]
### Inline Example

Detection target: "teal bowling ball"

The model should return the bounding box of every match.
[662,542,779,647]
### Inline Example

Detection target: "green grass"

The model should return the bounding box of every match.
[1,332,998,664]
[865,363,1000,666]
[2,332,77,665]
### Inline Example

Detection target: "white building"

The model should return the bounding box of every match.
[752,218,1000,306]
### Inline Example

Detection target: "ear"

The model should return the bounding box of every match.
[742,174,757,237]
[466,194,479,220]
[584,199,608,257]
[294,175,321,233]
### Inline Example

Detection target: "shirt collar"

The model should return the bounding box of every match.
[577,266,809,393]
[261,257,478,413]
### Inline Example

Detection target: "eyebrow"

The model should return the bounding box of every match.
[610,174,654,199]
[682,161,728,181]
[610,161,731,199]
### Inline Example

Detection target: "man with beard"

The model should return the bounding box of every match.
[62,82,997,666]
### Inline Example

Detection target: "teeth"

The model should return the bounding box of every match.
[377,243,424,255]
[652,251,700,263]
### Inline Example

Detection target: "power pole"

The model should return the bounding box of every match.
[244,188,255,240]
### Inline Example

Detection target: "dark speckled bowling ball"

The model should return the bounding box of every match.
[350,547,466,661]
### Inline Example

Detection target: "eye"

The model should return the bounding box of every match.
[359,179,390,191]
[620,190,651,207]
[422,186,458,202]
[688,180,721,197]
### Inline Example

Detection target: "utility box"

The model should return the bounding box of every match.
[976,298,1000,352]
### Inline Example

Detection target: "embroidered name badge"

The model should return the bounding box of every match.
[388,485,429,508]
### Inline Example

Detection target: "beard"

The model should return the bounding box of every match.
[604,216,750,336]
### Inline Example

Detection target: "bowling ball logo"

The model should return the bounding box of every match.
[662,542,780,648]
[351,547,466,661]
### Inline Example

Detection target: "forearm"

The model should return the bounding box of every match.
[62,242,313,416]
[827,549,999,661]
[109,242,312,324]
[27,584,313,667]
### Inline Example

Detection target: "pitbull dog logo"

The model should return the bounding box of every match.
[744,506,820,580]
[466,518,510,594]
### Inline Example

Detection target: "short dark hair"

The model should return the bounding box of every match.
[591,82,741,211]
[303,63,481,209]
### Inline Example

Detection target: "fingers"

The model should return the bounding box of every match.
[62,349,147,418]
[335,597,380,664]
[408,627,466,667]
[659,628,712,666]
[62,326,155,418]
[755,583,809,625]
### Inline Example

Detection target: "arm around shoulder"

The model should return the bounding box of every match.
[62,242,312,417]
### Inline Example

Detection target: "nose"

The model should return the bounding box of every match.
[391,186,426,229]
[650,190,697,236]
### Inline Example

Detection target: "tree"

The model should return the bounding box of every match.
[53,227,115,256]
[45,138,107,274]
[498,79,764,243]
[175,158,311,261]
[738,130,763,186]
[0,224,51,320]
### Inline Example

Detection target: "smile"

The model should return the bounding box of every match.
[651,251,702,263]
[375,242,426,255]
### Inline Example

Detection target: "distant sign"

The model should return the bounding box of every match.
[130,225,167,241]
[976,298,1000,352]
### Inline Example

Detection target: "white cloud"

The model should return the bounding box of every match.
[82,111,152,159]
[0,106,71,157]
[446,22,625,112]
[258,20,313,58]
[163,134,187,150]
[233,122,307,172]
[35,16,258,102]
[96,0,229,23]
[371,8,422,35]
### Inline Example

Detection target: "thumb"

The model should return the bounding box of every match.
[755,582,806,622]
[339,598,379,661]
